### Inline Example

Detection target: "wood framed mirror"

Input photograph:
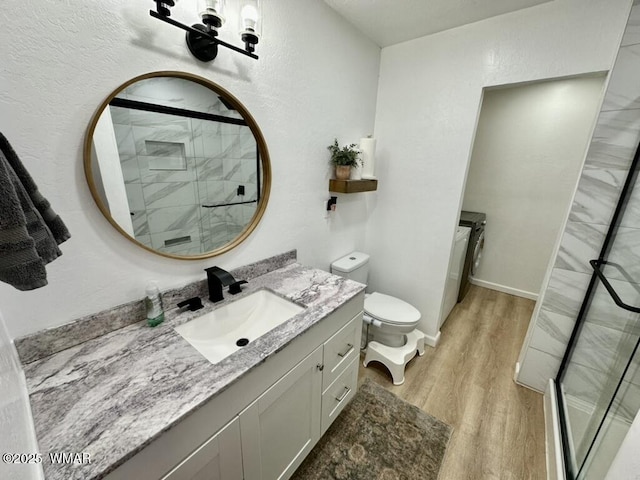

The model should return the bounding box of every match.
[84,71,271,260]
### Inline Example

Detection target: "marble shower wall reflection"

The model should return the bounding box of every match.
[110,78,258,256]
[518,3,640,419]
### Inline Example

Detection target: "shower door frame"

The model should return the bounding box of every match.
[555,138,640,479]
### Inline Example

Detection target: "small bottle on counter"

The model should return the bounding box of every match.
[145,281,165,327]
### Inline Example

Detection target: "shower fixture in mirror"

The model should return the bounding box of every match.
[84,71,271,259]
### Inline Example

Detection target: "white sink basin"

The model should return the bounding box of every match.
[175,290,304,364]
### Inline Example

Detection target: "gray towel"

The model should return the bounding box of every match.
[0,134,70,291]
[0,133,71,245]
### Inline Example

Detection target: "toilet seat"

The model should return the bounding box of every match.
[364,292,421,325]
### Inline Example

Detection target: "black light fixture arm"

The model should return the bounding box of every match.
[149,6,259,61]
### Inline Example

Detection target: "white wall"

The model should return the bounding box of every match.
[0,310,42,480]
[605,408,640,480]
[0,0,380,339]
[462,75,606,299]
[367,0,631,344]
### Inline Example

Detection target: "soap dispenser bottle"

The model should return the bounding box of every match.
[145,281,165,327]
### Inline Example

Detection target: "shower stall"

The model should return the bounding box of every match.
[555,142,640,479]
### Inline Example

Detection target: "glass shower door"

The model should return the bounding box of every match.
[556,146,640,479]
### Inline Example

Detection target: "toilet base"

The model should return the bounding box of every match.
[363,329,425,385]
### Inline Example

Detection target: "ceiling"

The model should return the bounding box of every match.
[323,0,553,47]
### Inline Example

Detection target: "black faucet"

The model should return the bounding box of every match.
[205,266,248,303]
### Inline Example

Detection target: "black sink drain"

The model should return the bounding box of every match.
[236,338,249,347]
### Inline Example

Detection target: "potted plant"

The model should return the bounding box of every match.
[327,139,362,180]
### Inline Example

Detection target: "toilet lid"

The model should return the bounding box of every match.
[364,292,421,325]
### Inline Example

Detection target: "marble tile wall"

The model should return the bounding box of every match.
[519,4,640,422]
[110,77,259,256]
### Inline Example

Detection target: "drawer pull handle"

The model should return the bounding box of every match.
[337,343,354,358]
[317,364,324,371]
[335,386,351,402]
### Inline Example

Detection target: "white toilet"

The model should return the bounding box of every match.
[330,252,425,385]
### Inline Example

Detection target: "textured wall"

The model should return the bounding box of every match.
[0,0,380,338]
[368,0,631,344]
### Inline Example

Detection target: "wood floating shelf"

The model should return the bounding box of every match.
[329,179,378,194]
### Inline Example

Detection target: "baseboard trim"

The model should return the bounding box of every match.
[470,278,538,301]
[423,331,441,348]
[544,379,566,480]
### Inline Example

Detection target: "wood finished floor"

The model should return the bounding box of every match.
[359,285,547,480]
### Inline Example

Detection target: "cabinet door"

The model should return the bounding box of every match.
[240,346,323,480]
[162,417,242,480]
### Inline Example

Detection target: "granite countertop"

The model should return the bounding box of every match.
[23,262,365,480]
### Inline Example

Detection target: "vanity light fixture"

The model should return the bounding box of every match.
[150,0,261,62]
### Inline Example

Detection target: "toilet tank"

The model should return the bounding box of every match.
[331,252,370,285]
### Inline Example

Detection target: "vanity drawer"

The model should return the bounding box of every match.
[321,356,358,435]
[322,313,362,390]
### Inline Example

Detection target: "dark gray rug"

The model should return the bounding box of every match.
[292,379,452,480]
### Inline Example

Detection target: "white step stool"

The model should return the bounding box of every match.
[363,329,425,385]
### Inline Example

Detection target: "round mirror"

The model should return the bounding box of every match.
[84,71,271,259]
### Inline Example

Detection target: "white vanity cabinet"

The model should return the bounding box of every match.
[105,292,363,480]
[240,346,323,480]
[320,313,361,435]
[239,312,362,480]
[162,418,243,480]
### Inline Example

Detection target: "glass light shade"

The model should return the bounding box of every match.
[239,0,262,38]
[198,0,226,26]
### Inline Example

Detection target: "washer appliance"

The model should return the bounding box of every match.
[458,211,486,302]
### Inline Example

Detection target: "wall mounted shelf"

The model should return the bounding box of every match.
[329,179,378,194]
